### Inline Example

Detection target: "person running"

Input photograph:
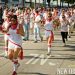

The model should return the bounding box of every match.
[44,12,54,55]
[60,15,69,46]
[2,15,24,75]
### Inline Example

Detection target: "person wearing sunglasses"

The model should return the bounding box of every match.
[60,15,69,46]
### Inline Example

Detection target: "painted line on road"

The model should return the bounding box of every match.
[49,62,56,66]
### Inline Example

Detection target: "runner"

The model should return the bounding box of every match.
[60,15,69,46]
[2,15,24,75]
[44,12,54,55]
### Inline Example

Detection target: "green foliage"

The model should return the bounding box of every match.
[64,0,74,4]
[31,2,34,8]
[53,0,75,4]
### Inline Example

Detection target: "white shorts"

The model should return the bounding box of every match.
[8,34,22,50]
[45,30,51,38]
[8,41,22,50]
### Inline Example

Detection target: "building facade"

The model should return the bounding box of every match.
[0,0,22,7]
[0,0,72,7]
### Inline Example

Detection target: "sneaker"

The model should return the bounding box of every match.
[47,52,51,56]
[69,36,71,38]
[12,71,17,75]
[23,38,27,41]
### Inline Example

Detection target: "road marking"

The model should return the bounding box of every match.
[26,54,39,64]
[25,54,56,66]
[68,65,75,67]
[49,62,56,66]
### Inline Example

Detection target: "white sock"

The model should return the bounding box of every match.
[48,47,51,53]
[13,59,18,72]
[13,63,17,71]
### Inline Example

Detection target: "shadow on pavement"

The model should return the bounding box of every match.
[18,72,48,75]
[24,54,75,60]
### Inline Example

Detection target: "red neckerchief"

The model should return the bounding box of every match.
[11,22,18,30]
[25,12,28,15]
[47,17,52,22]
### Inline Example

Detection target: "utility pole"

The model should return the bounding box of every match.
[30,0,32,7]
[47,0,50,7]
[57,0,58,7]
[34,0,36,8]
[22,0,24,7]
[60,0,61,8]
[61,0,63,7]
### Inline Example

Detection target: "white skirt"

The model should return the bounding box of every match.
[45,30,52,38]
[8,33,22,50]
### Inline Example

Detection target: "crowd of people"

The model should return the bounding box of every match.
[0,6,75,75]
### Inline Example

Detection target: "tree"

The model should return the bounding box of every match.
[53,0,62,7]
[5,0,8,3]
[22,0,25,7]
[64,0,75,4]
[64,0,75,7]
[53,0,75,7]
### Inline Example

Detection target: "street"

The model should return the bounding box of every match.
[0,30,75,75]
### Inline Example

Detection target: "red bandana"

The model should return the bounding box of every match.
[47,17,52,22]
[11,22,18,30]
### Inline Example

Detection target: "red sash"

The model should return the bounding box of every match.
[45,29,54,42]
[0,26,2,31]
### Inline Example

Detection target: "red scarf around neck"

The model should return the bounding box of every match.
[47,17,52,22]
[11,22,18,30]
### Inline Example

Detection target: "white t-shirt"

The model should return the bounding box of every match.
[60,19,68,32]
[34,15,41,28]
[44,20,53,31]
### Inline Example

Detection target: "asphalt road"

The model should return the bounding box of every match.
[0,30,75,75]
